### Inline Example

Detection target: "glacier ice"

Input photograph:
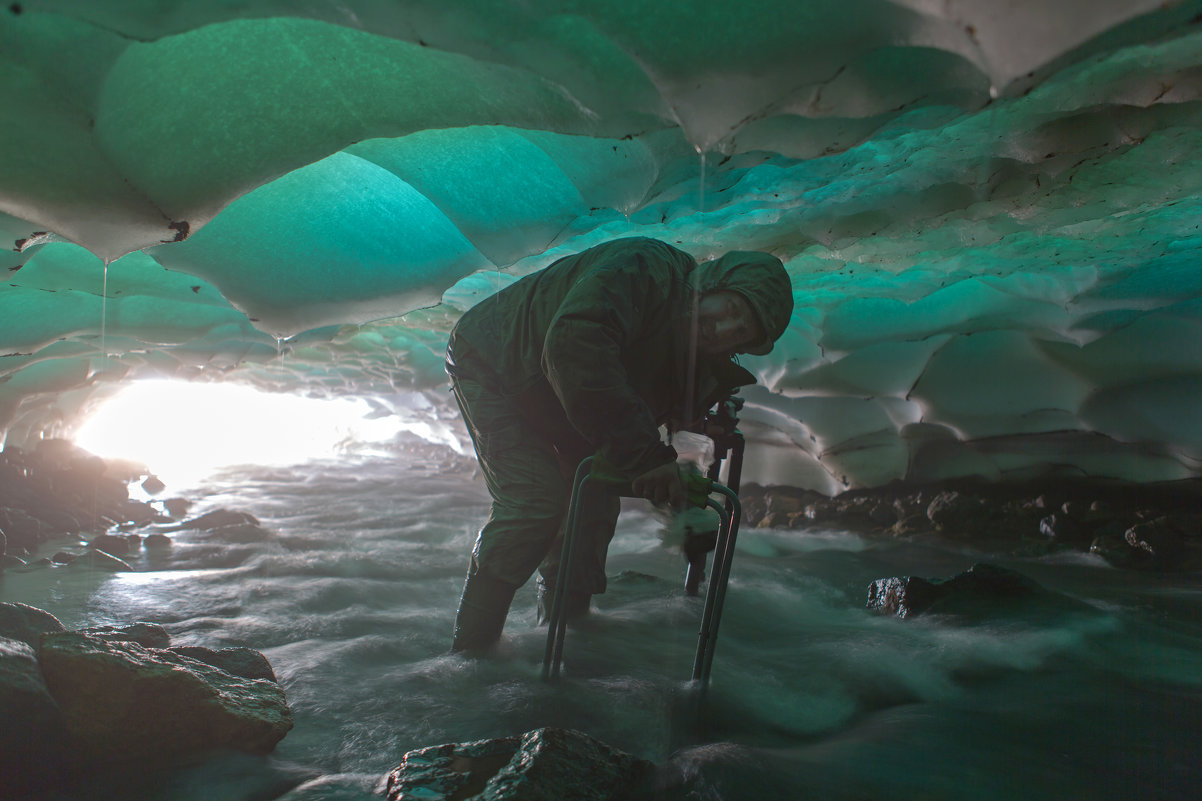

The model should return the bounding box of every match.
[1,2,1201,489]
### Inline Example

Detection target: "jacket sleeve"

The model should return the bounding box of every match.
[541,245,685,479]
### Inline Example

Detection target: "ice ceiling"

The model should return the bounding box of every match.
[2,1,1202,494]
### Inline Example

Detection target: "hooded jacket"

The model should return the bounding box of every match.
[447,237,792,479]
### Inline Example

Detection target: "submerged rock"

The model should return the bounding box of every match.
[37,631,293,763]
[866,563,1079,620]
[384,727,652,801]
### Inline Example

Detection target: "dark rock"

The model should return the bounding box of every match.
[37,631,292,763]
[384,727,652,801]
[0,506,45,552]
[88,534,132,557]
[81,622,171,649]
[145,532,173,549]
[1038,513,1087,543]
[1124,517,1186,569]
[167,646,277,682]
[72,550,132,571]
[0,636,70,792]
[176,509,260,531]
[163,498,193,518]
[50,551,78,565]
[209,522,274,543]
[2,553,27,569]
[866,563,1070,620]
[141,475,166,495]
[925,491,985,533]
[0,602,65,648]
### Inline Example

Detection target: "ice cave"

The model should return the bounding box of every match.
[1,2,1201,800]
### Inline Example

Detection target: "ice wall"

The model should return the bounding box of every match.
[2,2,1201,491]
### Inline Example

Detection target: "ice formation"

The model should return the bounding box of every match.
[2,1,1201,492]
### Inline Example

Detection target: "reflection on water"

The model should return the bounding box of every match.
[3,456,1199,800]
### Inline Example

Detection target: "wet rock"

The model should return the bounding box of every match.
[866,563,1066,620]
[50,551,78,565]
[925,491,985,534]
[209,522,274,543]
[141,475,166,495]
[176,509,260,531]
[80,622,171,649]
[384,727,652,801]
[145,532,173,549]
[1124,517,1186,570]
[38,631,292,763]
[88,533,132,557]
[73,550,132,571]
[0,506,45,553]
[1038,513,1088,543]
[168,646,277,682]
[163,497,193,518]
[0,636,70,792]
[0,601,65,648]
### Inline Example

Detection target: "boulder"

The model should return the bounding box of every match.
[0,506,45,553]
[38,631,292,763]
[384,727,652,801]
[0,636,70,791]
[0,601,66,647]
[168,646,278,682]
[866,563,1069,620]
[80,622,171,649]
[73,550,132,571]
[176,509,260,531]
[88,534,133,557]
[1124,517,1186,569]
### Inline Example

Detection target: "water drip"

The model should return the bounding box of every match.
[697,147,707,214]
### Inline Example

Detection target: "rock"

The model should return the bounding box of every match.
[167,646,277,682]
[0,506,45,553]
[142,475,167,495]
[867,563,1064,620]
[0,601,66,647]
[37,631,293,763]
[72,550,132,571]
[51,550,78,565]
[145,532,173,549]
[209,523,274,543]
[1038,513,1087,543]
[88,534,132,557]
[1124,517,1186,569]
[384,727,652,801]
[163,498,193,518]
[0,636,71,792]
[925,491,985,533]
[177,509,260,531]
[80,622,171,649]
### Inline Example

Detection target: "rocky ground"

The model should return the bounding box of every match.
[1,440,1199,799]
[739,476,1202,572]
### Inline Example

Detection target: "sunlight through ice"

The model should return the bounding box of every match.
[74,380,407,490]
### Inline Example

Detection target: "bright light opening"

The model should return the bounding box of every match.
[73,380,426,490]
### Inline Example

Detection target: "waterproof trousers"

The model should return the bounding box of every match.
[449,373,620,652]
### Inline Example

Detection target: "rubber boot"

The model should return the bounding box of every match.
[535,574,591,626]
[451,569,518,654]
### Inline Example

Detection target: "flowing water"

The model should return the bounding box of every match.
[4,455,1200,800]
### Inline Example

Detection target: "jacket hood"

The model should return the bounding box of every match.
[696,251,793,355]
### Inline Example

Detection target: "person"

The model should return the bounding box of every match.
[444,236,793,652]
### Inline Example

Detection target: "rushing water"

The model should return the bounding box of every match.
[4,455,1200,800]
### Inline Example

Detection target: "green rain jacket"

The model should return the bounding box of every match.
[447,237,792,480]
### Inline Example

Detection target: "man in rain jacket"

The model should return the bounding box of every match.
[445,237,793,652]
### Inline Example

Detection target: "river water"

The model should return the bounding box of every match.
[3,454,1199,800]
